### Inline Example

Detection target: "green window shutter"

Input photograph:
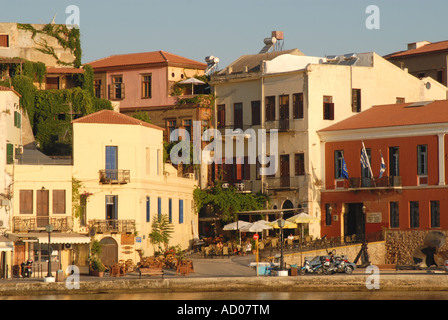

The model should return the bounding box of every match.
[6,144,13,164]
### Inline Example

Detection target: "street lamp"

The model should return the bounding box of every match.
[44,224,54,282]
[277,218,285,271]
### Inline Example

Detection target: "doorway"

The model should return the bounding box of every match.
[344,203,365,240]
[99,237,118,268]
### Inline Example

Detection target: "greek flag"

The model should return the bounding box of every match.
[360,141,374,177]
[341,156,349,180]
[379,152,386,178]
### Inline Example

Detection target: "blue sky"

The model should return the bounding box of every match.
[2,0,448,68]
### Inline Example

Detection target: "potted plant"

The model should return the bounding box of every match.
[89,240,106,277]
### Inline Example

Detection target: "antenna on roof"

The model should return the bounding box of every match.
[205,56,220,76]
[259,31,284,54]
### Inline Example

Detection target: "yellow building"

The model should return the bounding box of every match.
[210,49,448,238]
[72,110,198,268]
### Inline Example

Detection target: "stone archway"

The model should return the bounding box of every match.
[282,199,294,220]
[99,237,118,268]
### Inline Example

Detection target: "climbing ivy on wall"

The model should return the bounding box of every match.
[17,23,82,68]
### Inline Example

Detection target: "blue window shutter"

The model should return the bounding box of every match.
[105,146,118,180]
[179,199,184,224]
[158,197,162,221]
[146,197,150,222]
[169,198,172,223]
[114,196,118,220]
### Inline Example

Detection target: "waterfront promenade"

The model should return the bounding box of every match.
[0,254,447,297]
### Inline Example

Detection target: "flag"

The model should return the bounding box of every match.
[379,151,386,178]
[341,156,349,179]
[360,141,374,177]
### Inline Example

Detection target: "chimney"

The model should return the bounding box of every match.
[407,41,431,50]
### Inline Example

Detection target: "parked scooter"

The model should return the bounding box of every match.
[300,256,325,275]
[21,259,33,278]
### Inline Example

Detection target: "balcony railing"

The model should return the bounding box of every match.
[99,169,130,184]
[265,120,292,132]
[349,176,402,189]
[89,219,135,234]
[12,217,73,232]
[266,176,300,190]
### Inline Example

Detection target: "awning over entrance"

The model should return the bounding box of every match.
[7,233,91,245]
[0,236,13,251]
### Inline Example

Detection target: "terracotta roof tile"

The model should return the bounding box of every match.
[87,50,206,70]
[386,40,448,58]
[320,100,448,132]
[0,85,21,97]
[46,67,84,74]
[72,109,164,130]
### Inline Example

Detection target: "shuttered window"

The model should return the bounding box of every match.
[293,93,304,119]
[52,190,66,214]
[179,199,184,224]
[251,101,260,125]
[265,96,275,121]
[0,35,9,47]
[20,190,33,214]
[323,96,334,120]
[295,153,305,176]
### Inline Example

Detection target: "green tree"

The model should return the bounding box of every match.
[148,214,174,255]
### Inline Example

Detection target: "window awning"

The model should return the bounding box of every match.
[7,233,91,245]
[0,236,13,251]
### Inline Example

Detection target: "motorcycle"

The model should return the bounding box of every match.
[21,259,33,278]
[300,256,325,275]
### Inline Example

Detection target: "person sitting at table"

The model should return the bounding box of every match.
[244,240,252,256]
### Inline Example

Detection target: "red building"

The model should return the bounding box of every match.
[318,100,448,241]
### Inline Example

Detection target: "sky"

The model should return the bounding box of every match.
[1,0,448,68]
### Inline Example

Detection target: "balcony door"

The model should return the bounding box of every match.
[106,146,118,180]
[280,155,290,188]
[279,95,289,131]
[36,189,49,228]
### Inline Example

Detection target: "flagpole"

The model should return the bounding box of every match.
[361,141,376,187]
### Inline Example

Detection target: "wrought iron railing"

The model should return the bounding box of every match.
[12,217,73,232]
[99,169,130,184]
[266,176,300,190]
[89,219,135,234]
[349,176,402,189]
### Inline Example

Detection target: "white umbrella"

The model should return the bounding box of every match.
[178,77,205,94]
[223,220,251,230]
[240,220,273,233]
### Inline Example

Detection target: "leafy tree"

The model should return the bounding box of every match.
[148,214,174,255]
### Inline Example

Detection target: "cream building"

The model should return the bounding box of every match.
[210,50,448,237]
[72,110,198,267]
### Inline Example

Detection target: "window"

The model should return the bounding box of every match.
[0,35,9,47]
[6,143,13,164]
[182,119,192,141]
[417,145,427,175]
[14,111,21,128]
[396,97,405,104]
[389,202,399,228]
[389,147,399,176]
[265,96,275,121]
[110,76,125,100]
[430,200,440,228]
[105,146,118,180]
[36,189,49,227]
[20,190,33,214]
[46,77,59,90]
[323,96,334,120]
[142,74,152,98]
[361,147,372,178]
[251,101,261,125]
[217,104,226,128]
[158,197,162,221]
[52,190,66,214]
[334,150,344,179]
[295,153,305,176]
[146,196,150,222]
[105,195,118,220]
[410,201,419,228]
[179,199,184,224]
[233,103,243,129]
[169,198,173,223]
[325,203,332,226]
[352,89,361,112]
[94,80,103,99]
[167,120,177,142]
[293,93,304,119]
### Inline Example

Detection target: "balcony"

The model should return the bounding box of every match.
[99,169,130,184]
[266,176,300,190]
[221,180,253,193]
[265,120,292,132]
[348,176,402,190]
[12,216,73,232]
[89,219,135,234]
